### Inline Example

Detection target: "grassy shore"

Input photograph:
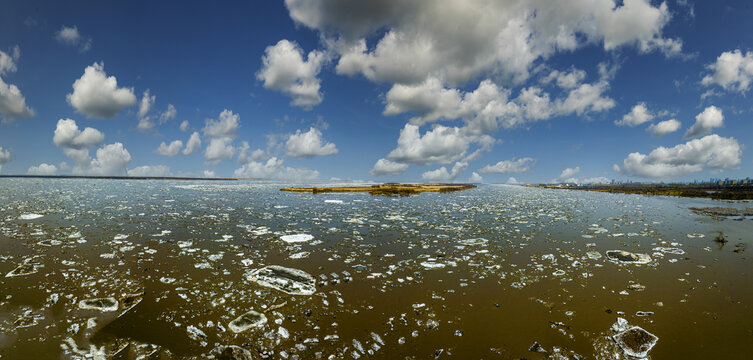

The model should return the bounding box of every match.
[281,183,476,196]
[528,183,753,200]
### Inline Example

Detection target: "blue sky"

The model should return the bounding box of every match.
[1,0,752,183]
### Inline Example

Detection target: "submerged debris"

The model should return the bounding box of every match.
[228,310,267,333]
[247,265,316,295]
[78,298,119,312]
[209,345,254,360]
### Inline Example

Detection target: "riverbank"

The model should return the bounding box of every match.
[281,183,476,196]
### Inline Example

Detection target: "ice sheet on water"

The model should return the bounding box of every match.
[280,234,314,243]
[247,265,316,295]
[18,213,44,220]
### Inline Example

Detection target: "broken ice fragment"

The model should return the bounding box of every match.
[187,325,207,341]
[613,326,659,358]
[247,265,316,295]
[19,213,44,220]
[78,298,119,312]
[14,313,43,328]
[119,291,144,315]
[228,310,267,333]
[280,234,314,243]
[528,341,547,353]
[606,250,652,264]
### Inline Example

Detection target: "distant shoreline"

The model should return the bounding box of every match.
[528,183,753,200]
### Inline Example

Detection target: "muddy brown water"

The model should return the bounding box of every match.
[0,179,751,359]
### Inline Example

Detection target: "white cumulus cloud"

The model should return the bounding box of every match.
[55,25,92,52]
[615,102,654,127]
[234,157,319,180]
[66,62,137,118]
[286,0,680,87]
[155,140,183,157]
[27,163,58,175]
[387,124,472,165]
[0,146,11,172]
[202,110,240,164]
[555,166,581,183]
[478,157,535,174]
[685,105,723,139]
[257,39,326,108]
[182,131,201,156]
[52,118,131,175]
[647,119,681,137]
[0,46,35,122]
[370,158,409,176]
[421,161,468,181]
[285,127,338,158]
[701,49,753,93]
[614,134,741,178]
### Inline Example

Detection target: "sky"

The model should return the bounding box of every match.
[1,0,752,184]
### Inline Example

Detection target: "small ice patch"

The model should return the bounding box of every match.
[280,234,314,243]
[324,200,344,204]
[19,214,44,220]
[420,261,445,270]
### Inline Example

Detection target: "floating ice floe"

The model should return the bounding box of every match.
[37,239,62,246]
[78,298,119,312]
[324,199,344,204]
[458,238,488,246]
[247,265,316,295]
[605,250,652,264]
[280,234,314,243]
[653,247,685,255]
[420,261,445,270]
[613,326,659,358]
[5,259,44,277]
[228,310,267,333]
[289,251,310,259]
[18,213,44,220]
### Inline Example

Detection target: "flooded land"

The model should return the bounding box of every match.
[1,178,751,359]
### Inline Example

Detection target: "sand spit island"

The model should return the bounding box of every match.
[528,182,753,200]
[281,183,477,196]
